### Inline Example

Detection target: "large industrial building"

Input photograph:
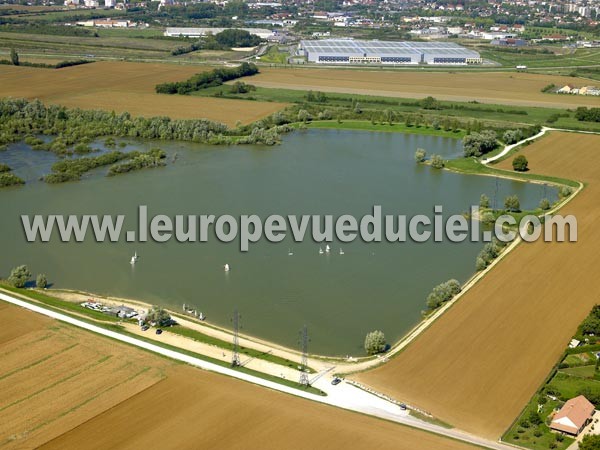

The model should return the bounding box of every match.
[298,39,482,65]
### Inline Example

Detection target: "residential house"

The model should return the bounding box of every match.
[550,395,595,436]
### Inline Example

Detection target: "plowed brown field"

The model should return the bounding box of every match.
[0,61,286,126]
[253,68,600,108]
[40,364,476,450]
[1,302,477,450]
[354,132,600,439]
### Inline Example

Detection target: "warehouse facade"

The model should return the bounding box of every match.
[298,40,482,65]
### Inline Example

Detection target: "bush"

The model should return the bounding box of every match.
[512,155,528,172]
[0,163,11,173]
[430,154,444,169]
[8,265,31,288]
[504,195,521,212]
[580,434,600,450]
[503,129,522,144]
[480,194,490,209]
[36,273,48,289]
[539,198,551,210]
[364,330,386,355]
[0,172,25,187]
[414,148,427,163]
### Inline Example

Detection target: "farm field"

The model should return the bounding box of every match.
[251,68,600,108]
[0,61,287,126]
[40,364,476,450]
[0,302,478,450]
[0,303,173,449]
[354,132,600,439]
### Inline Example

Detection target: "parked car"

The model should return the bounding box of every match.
[331,377,342,385]
[399,403,407,410]
[156,329,163,335]
[141,325,149,331]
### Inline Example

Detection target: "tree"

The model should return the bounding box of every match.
[579,434,600,450]
[146,306,172,327]
[504,195,521,212]
[414,148,427,163]
[10,48,19,66]
[462,130,498,157]
[430,154,444,169]
[8,265,31,288]
[527,409,543,426]
[539,198,551,211]
[297,109,311,123]
[36,273,48,289]
[364,330,386,355]
[480,194,490,209]
[512,155,529,172]
[503,129,522,144]
[426,279,461,310]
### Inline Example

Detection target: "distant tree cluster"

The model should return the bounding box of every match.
[575,107,600,123]
[155,62,259,95]
[462,130,498,157]
[425,279,461,311]
[214,29,262,48]
[0,98,286,153]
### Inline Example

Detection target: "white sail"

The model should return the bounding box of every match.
[224,263,230,272]
[325,245,331,252]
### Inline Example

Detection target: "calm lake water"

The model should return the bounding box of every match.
[0,129,557,355]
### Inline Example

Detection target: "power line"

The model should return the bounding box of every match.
[299,325,309,387]
[231,309,241,367]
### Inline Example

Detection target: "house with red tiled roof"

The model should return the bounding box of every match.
[550,395,595,436]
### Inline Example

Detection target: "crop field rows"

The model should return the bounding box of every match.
[0,304,172,449]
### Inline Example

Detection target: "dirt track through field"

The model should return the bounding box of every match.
[354,132,600,438]
[0,61,286,126]
[253,68,600,108]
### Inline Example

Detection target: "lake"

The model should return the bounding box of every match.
[0,129,557,355]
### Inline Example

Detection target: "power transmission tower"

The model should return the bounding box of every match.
[493,176,499,210]
[299,325,309,387]
[231,309,241,367]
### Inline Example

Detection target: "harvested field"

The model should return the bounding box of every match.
[252,68,600,109]
[0,302,477,450]
[355,132,600,439]
[41,365,475,450]
[0,303,172,449]
[0,61,287,126]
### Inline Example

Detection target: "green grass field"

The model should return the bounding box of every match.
[194,84,600,132]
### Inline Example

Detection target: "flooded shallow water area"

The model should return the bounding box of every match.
[0,129,557,355]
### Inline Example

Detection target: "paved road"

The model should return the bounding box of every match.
[0,292,518,450]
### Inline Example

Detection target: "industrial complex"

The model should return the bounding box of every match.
[298,39,482,65]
